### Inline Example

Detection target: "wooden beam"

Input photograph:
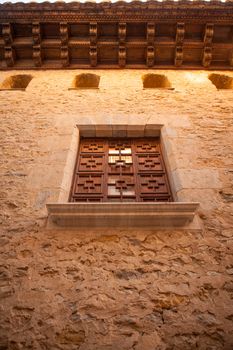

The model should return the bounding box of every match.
[60,22,69,67]
[118,22,126,67]
[2,23,14,67]
[32,22,42,67]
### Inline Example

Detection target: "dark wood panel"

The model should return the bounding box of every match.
[0,1,233,70]
[70,138,172,203]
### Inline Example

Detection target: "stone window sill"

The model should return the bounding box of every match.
[0,88,26,91]
[68,87,99,90]
[46,202,200,231]
[143,87,175,91]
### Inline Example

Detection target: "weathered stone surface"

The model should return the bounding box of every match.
[0,70,233,349]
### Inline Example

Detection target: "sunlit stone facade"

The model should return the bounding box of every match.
[0,68,233,349]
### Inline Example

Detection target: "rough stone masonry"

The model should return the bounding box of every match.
[0,69,233,349]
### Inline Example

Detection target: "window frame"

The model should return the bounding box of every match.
[46,124,200,230]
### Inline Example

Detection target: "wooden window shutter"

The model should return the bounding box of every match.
[70,138,172,202]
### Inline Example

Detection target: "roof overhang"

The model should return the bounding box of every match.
[0,1,233,70]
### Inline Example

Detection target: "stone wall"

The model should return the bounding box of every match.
[0,70,233,350]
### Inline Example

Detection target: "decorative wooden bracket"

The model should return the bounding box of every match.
[204,23,214,45]
[175,22,185,67]
[32,22,42,67]
[118,22,126,67]
[230,50,233,67]
[2,23,12,45]
[202,23,214,67]
[0,2,232,70]
[60,22,69,67]
[147,22,155,67]
[202,47,212,68]
[229,29,233,66]
[89,22,97,67]
[2,23,14,67]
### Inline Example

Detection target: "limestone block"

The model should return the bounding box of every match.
[173,169,222,191]
[112,125,127,137]
[77,124,96,137]
[127,125,145,137]
[95,125,112,137]
[177,189,220,210]
[144,124,162,137]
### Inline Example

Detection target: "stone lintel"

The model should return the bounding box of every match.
[76,124,163,138]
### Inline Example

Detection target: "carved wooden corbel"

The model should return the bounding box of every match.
[33,45,42,67]
[230,31,233,66]
[2,23,14,66]
[147,22,155,45]
[4,46,14,67]
[175,46,183,67]
[61,46,69,67]
[89,22,97,67]
[202,47,212,68]
[32,22,42,67]
[2,23,12,45]
[90,46,97,67]
[118,23,126,67]
[147,22,155,67]
[202,23,214,67]
[119,22,126,44]
[176,22,185,45]
[32,22,41,45]
[204,23,214,45]
[90,22,97,45]
[60,22,69,67]
[147,46,154,68]
[230,50,233,67]
[175,23,184,67]
[119,46,126,68]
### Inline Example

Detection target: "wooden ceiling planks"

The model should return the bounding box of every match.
[0,1,233,70]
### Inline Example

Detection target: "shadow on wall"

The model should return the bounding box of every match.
[208,73,233,89]
[142,73,172,89]
[71,73,100,89]
[0,74,33,90]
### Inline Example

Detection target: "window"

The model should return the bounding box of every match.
[0,74,33,90]
[47,125,199,229]
[70,137,172,202]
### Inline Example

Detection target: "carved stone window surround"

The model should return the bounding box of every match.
[46,124,201,231]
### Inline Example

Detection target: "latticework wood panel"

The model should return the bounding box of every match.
[70,138,172,202]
